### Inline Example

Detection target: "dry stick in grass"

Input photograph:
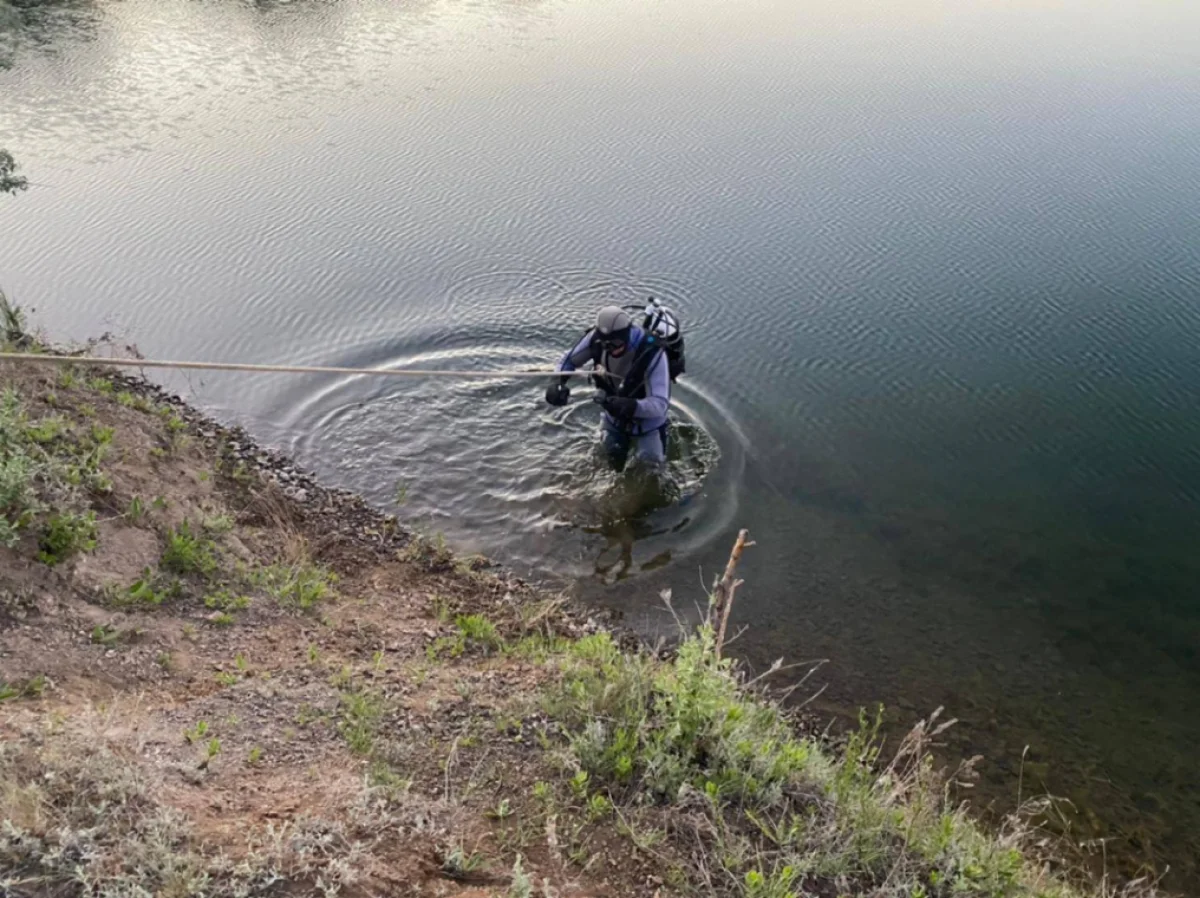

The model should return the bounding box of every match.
[710,529,754,659]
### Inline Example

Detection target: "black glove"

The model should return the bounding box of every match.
[601,396,638,419]
[545,383,570,407]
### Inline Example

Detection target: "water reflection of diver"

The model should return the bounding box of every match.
[545,301,685,469]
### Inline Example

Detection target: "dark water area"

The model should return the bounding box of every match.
[3,0,1200,885]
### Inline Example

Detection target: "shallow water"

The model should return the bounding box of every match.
[3,0,1200,884]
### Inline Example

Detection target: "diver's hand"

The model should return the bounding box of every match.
[545,383,570,407]
[601,396,637,419]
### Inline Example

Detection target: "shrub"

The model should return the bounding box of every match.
[546,620,1102,898]
[551,627,812,804]
[37,510,98,565]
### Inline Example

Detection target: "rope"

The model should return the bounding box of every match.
[0,352,601,380]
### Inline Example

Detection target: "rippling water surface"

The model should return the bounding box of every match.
[3,0,1200,884]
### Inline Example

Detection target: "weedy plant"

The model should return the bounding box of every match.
[1,286,28,344]
[252,561,337,610]
[126,495,146,523]
[455,613,501,653]
[508,855,533,898]
[440,842,487,880]
[36,510,97,565]
[183,721,210,744]
[339,686,385,756]
[0,674,46,701]
[203,589,250,613]
[543,530,1136,898]
[1,389,44,548]
[161,521,218,576]
[0,384,107,558]
[108,568,178,608]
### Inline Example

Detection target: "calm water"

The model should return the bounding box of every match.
[3,0,1200,884]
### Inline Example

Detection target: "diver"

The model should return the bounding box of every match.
[545,304,681,469]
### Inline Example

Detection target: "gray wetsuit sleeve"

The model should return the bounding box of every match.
[558,330,597,372]
[634,352,670,420]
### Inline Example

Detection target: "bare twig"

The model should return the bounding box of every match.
[710,529,753,659]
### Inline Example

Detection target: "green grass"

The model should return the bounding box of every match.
[201,513,232,535]
[1,386,112,557]
[399,530,455,570]
[0,674,46,702]
[183,720,209,744]
[544,622,1106,898]
[90,624,121,647]
[440,842,488,880]
[455,613,501,652]
[508,634,572,663]
[252,561,337,610]
[1,388,42,547]
[126,495,146,523]
[107,569,179,608]
[23,415,65,445]
[426,634,465,661]
[203,588,251,613]
[37,510,98,565]
[161,521,218,576]
[339,686,385,755]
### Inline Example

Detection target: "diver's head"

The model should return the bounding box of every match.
[595,306,632,357]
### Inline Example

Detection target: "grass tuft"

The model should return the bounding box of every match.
[253,561,337,610]
[37,510,98,565]
[339,686,385,755]
[455,613,501,652]
[161,520,218,576]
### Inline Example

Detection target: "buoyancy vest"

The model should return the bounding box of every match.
[589,331,666,401]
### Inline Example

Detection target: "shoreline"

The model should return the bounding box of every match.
[0,323,1168,897]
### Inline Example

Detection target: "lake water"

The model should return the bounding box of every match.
[3,0,1199,885]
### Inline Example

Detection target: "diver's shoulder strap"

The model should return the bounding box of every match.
[617,340,666,399]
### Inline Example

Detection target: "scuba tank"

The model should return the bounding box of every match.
[623,297,686,381]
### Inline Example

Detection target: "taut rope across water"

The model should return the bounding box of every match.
[0,352,602,380]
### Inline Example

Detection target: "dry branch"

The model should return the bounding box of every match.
[710,528,753,658]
